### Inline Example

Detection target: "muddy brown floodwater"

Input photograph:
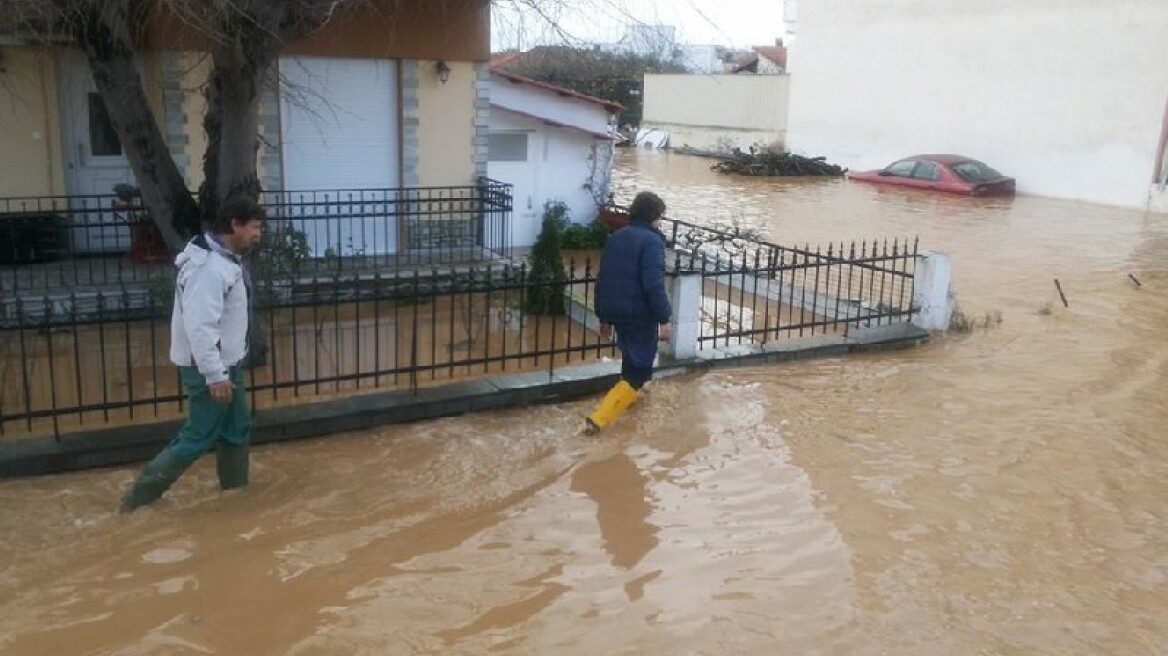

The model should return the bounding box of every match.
[1,149,1166,655]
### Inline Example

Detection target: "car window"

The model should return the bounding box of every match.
[912,161,941,181]
[884,160,917,177]
[951,160,1003,183]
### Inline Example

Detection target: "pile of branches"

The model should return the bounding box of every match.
[711,149,846,177]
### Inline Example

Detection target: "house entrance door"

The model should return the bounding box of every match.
[57,49,137,253]
[487,130,540,248]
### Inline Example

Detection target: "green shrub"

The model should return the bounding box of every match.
[524,202,568,315]
[561,219,608,250]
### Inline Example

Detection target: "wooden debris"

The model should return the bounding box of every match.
[1054,278,1069,308]
[710,149,847,177]
[1128,273,1142,287]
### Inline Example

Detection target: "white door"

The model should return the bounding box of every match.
[58,50,137,254]
[487,130,539,248]
[279,56,399,256]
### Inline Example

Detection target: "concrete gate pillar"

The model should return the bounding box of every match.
[666,273,702,359]
[912,251,952,331]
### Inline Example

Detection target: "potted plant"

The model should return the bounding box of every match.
[113,184,169,264]
[597,193,630,233]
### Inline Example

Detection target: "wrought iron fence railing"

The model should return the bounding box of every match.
[662,218,918,347]
[0,179,513,293]
[0,259,608,440]
[0,213,919,440]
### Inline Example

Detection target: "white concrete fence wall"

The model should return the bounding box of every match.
[641,74,791,152]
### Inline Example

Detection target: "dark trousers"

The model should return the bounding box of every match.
[121,366,250,509]
[614,321,659,389]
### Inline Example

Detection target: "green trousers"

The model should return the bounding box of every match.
[122,366,251,510]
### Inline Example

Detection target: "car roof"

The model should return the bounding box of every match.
[904,154,980,165]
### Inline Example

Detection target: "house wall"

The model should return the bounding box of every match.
[416,60,477,186]
[0,46,66,197]
[642,74,789,152]
[148,0,489,62]
[542,129,607,225]
[171,55,480,193]
[786,0,1168,211]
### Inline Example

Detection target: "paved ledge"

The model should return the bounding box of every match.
[0,324,929,477]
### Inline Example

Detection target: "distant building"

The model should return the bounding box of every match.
[783,0,798,48]
[676,44,725,75]
[731,45,788,75]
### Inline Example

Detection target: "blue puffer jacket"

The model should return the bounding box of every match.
[594,222,672,325]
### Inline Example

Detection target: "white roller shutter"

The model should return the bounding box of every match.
[279,56,399,255]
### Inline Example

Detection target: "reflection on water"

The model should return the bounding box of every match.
[1,149,1166,655]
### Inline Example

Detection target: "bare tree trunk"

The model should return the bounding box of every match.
[196,15,277,223]
[197,64,223,228]
[215,55,267,202]
[199,54,269,223]
[75,2,199,249]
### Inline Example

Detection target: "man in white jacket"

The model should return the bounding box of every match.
[122,196,266,511]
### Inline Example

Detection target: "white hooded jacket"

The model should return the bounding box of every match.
[168,234,250,384]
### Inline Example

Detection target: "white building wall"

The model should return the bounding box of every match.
[783,0,798,48]
[786,0,1168,211]
[542,129,609,225]
[642,74,790,151]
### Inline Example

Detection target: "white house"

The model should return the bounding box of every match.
[488,70,621,247]
[785,0,1168,213]
[0,2,495,257]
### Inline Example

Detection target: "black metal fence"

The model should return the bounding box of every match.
[0,259,613,439]
[0,214,920,440]
[0,179,512,293]
[662,218,918,347]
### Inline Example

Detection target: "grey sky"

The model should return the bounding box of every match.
[492,0,785,51]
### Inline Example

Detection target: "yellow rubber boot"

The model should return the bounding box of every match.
[585,380,639,434]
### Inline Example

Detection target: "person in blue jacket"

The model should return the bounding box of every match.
[586,191,673,433]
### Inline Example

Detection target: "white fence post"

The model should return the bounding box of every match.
[912,251,952,331]
[667,274,702,359]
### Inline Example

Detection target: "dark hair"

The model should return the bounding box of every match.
[628,191,665,224]
[211,196,266,234]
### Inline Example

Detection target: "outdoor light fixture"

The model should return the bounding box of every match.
[436,60,451,85]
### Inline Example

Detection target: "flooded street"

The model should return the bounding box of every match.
[2,149,1166,655]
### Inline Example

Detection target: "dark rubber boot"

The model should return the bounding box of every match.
[216,442,250,491]
[121,447,192,511]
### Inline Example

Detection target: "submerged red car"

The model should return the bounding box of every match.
[849,155,1016,196]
